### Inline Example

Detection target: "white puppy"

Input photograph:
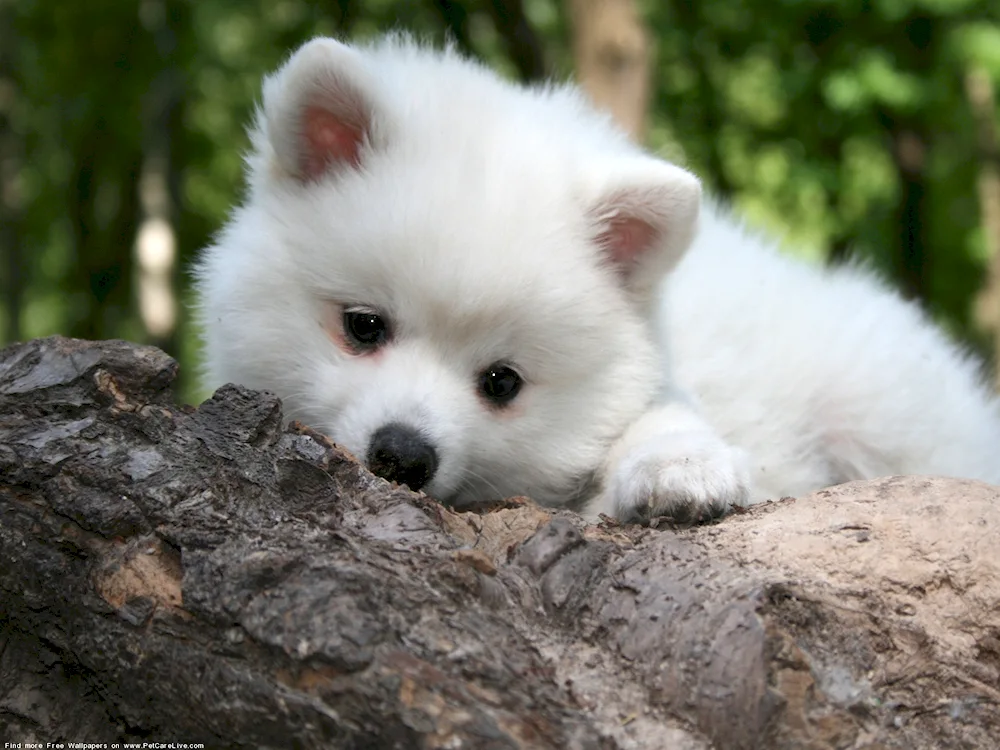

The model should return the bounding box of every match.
[194,35,1000,523]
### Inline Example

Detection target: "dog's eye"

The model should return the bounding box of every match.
[343,307,389,349]
[479,363,523,405]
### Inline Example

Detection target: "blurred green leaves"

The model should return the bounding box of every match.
[1,0,999,404]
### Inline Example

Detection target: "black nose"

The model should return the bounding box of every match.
[366,423,438,491]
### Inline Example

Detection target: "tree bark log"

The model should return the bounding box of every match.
[1,337,998,749]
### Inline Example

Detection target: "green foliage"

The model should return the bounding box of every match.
[2,0,998,404]
[646,0,999,351]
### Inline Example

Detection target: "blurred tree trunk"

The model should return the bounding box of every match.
[0,0,22,344]
[884,15,937,308]
[890,125,930,305]
[429,0,478,60]
[135,0,185,357]
[826,235,853,267]
[331,0,358,33]
[966,67,1000,390]
[565,0,651,142]
[430,1,547,82]
[487,0,547,82]
[67,127,140,342]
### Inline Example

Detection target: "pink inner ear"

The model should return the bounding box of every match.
[598,215,659,265]
[301,105,364,179]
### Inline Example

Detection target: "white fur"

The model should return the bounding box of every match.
[195,35,1000,522]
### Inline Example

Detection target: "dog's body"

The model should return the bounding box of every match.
[665,205,1000,505]
[195,35,1000,522]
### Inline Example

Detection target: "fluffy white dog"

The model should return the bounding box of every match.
[195,35,1000,522]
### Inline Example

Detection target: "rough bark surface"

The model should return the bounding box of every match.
[1,336,998,749]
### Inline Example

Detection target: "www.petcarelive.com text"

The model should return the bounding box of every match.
[4,743,205,749]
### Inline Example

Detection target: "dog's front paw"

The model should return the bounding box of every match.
[604,432,751,524]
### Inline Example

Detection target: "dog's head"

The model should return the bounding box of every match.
[196,36,701,509]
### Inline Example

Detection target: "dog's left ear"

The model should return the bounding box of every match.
[583,157,701,302]
[260,38,382,182]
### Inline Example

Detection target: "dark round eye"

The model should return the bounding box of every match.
[343,307,389,349]
[479,363,523,405]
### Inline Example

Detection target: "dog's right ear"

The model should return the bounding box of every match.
[580,156,702,305]
[261,38,377,182]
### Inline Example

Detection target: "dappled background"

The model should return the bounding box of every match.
[2,0,1000,404]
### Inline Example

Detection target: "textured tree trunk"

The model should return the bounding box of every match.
[966,67,1000,389]
[566,0,651,142]
[1,337,999,749]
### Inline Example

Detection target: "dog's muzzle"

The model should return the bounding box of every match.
[366,423,438,491]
